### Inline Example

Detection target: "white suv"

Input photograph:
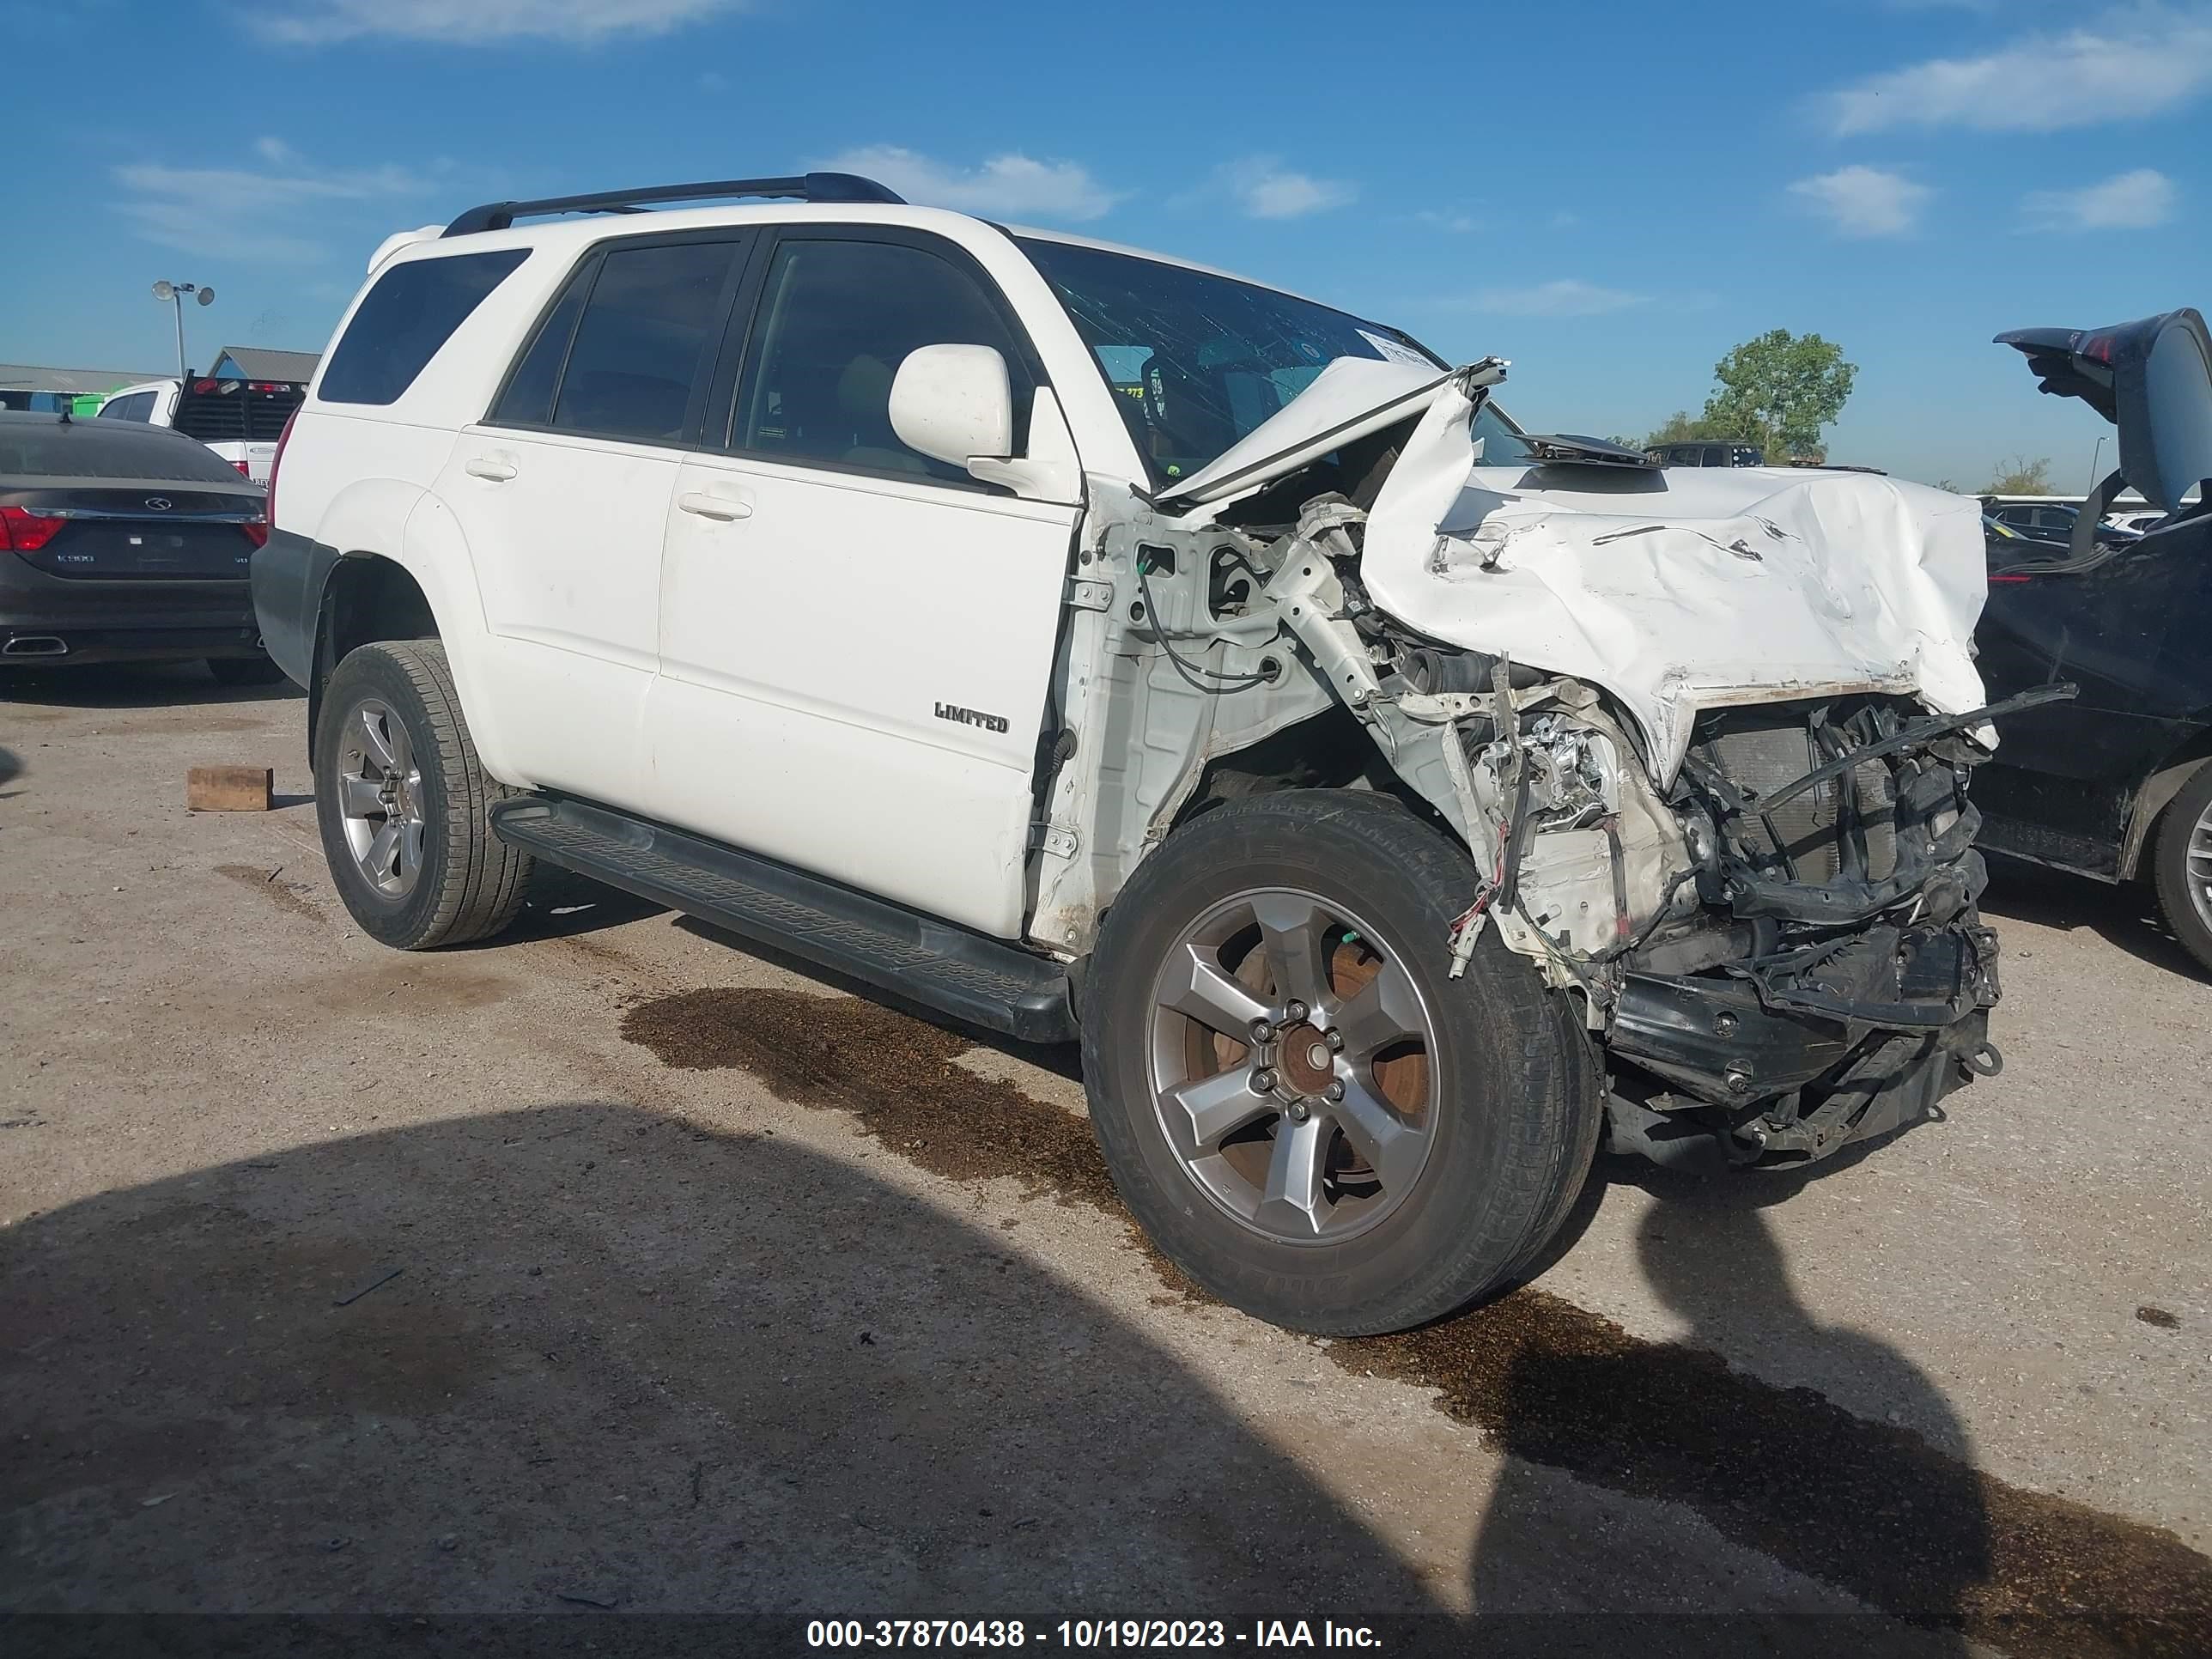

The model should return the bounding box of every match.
[256,172,2029,1335]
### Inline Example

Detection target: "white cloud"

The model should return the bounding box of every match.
[1415,208,1480,234]
[2023,167,2178,228]
[114,142,439,264]
[1449,279,1649,318]
[247,0,741,45]
[812,145,1121,222]
[1820,5,2212,133]
[1788,165,1932,235]
[1213,155,1357,219]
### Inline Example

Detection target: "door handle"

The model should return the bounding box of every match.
[465,458,518,483]
[678,491,754,522]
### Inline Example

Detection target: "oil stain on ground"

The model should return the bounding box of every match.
[622,986,1206,1300]
[623,985,2210,1658]
[215,862,322,923]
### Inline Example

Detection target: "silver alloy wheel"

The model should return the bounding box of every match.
[2190,797,2212,936]
[336,696,426,899]
[1146,886,1440,1245]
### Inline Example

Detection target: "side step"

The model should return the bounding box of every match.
[489,796,1078,1043]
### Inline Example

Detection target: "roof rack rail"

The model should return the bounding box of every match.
[442,172,906,237]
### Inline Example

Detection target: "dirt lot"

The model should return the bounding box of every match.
[3,663,2208,1656]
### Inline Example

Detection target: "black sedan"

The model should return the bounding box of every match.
[1975,308,2212,971]
[0,410,280,684]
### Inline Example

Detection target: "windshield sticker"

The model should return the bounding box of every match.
[1358,330,1435,368]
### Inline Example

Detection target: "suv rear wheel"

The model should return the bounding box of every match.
[1081,790,1600,1336]
[314,639,531,949]
[2149,759,2212,975]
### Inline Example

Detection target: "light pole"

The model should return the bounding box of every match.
[2088,434,2106,495]
[151,280,216,380]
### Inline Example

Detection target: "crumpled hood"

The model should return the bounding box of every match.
[1360,374,1991,781]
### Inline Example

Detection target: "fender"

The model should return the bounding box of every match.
[2119,714,2212,878]
[302,476,527,788]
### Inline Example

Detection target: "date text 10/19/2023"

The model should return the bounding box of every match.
[805,1620,1384,1649]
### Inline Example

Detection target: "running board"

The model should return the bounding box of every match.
[489,797,1077,1043]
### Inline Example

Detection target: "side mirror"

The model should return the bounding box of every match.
[890,344,1013,470]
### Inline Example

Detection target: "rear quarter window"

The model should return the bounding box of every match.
[319,249,530,406]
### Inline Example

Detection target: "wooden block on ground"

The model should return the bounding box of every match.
[186,765,274,812]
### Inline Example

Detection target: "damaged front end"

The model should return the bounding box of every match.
[1598,694,2013,1167]
[1365,613,2032,1171]
[1036,358,2048,1171]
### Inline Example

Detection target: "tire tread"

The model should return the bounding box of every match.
[316,639,530,950]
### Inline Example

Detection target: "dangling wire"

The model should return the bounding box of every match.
[1134,556,1273,693]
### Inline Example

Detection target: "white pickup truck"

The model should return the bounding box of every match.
[95,375,306,483]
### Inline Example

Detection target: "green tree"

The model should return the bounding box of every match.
[1984,454,2052,495]
[1699,330,1858,463]
[1644,409,1730,447]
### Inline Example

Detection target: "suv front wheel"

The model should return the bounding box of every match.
[1081,791,1600,1336]
[314,639,532,950]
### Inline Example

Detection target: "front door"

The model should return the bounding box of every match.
[440,230,749,799]
[646,229,1080,939]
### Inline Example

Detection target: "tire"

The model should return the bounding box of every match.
[2149,758,2212,975]
[1080,789,1601,1335]
[208,654,287,687]
[313,639,532,950]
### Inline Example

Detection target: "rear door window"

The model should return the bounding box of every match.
[538,240,744,444]
[319,249,530,406]
[489,264,594,429]
[98,392,154,422]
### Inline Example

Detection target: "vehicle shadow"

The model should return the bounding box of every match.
[490,863,671,945]
[1978,852,2209,982]
[0,1104,1463,1650]
[1468,1158,1989,1656]
[0,661,303,709]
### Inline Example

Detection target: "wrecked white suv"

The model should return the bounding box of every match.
[255,172,2027,1336]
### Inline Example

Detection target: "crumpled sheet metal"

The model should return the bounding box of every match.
[1360,380,1991,782]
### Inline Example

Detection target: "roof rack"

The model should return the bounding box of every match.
[442,172,906,237]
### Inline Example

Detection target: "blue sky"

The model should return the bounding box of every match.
[6,0,2208,487]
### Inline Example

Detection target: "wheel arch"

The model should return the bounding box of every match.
[1163,705,1443,836]
[304,489,514,782]
[2118,715,2212,879]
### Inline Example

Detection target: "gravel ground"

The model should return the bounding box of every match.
[2,662,2207,1657]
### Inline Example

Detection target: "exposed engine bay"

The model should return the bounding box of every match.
[1030,362,2061,1169]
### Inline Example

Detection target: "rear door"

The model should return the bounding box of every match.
[441,230,750,801]
[647,227,1080,938]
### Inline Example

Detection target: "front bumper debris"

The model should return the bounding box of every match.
[1596,692,2030,1170]
[1607,918,2001,1166]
